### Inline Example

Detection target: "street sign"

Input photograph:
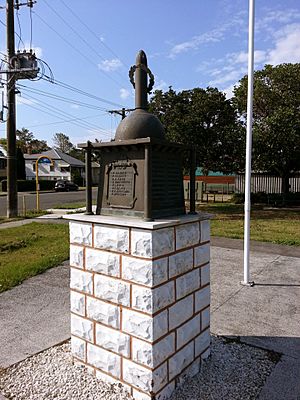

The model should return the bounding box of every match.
[38,157,51,164]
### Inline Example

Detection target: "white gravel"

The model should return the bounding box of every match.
[0,336,278,400]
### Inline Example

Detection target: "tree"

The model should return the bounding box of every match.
[233,63,300,194]
[53,133,74,154]
[149,87,245,174]
[16,128,34,153]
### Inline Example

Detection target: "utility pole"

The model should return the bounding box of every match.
[108,107,134,120]
[6,0,18,217]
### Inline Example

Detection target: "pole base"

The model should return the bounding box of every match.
[240,281,255,287]
[84,211,94,215]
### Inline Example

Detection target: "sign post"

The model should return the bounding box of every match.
[35,156,53,211]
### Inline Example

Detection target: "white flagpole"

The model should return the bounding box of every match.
[243,0,255,286]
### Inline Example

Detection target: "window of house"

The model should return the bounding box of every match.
[33,163,36,171]
[60,166,70,173]
[50,165,55,172]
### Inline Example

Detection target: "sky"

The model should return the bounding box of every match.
[0,0,300,148]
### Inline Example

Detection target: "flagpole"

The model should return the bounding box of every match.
[242,0,255,286]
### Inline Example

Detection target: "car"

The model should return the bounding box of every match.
[55,180,79,192]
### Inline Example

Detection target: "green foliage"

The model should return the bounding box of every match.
[149,87,245,174]
[53,132,74,154]
[0,222,69,292]
[16,127,49,153]
[232,192,300,206]
[233,64,300,193]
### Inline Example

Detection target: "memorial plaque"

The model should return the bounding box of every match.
[106,161,137,208]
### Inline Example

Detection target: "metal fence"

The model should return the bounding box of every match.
[235,174,300,194]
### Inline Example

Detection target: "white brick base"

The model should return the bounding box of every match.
[66,214,211,399]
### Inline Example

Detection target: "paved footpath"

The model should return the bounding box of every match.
[0,238,299,399]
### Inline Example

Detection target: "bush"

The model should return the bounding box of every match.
[232,192,300,206]
[1,180,55,192]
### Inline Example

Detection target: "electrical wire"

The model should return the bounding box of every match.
[0,19,25,51]
[16,9,25,50]
[42,75,124,108]
[26,112,108,128]
[17,84,109,111]
[34,9,124,89]
[60,0,129,69]
[20,93,112,135]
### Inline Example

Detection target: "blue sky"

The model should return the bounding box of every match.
[0,0,300,148]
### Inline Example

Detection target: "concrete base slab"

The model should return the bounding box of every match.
[0,264,70,368]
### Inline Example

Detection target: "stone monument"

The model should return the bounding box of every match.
[65,50,211,400]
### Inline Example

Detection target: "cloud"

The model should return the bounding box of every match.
[70,104,80,109]
[168,12,246,58]
[222,84,235,99]
[98,58,122,72]
[154,79,168,91]
[16,96,37,105]
[120,88,130,100]
[266,23,300,65]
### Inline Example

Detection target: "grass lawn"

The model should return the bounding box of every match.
[197,203,300,246]
[0,222,69,293]
[0,210,49,224]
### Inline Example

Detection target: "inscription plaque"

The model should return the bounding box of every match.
[106,161,137,208]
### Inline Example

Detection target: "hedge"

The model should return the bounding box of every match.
[232,192,300,206]
[1,179,55,192]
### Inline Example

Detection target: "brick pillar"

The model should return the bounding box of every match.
[66,214,211,400]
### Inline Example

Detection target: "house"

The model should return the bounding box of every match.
[0,145,7,181]
[24,149,85,183]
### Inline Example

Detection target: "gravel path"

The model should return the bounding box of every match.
[0,336,278,400]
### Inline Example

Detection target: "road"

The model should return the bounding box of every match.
[0,188,98,216]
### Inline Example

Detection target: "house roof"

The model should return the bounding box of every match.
[24,149,85,167]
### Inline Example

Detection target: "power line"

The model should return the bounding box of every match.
[20,93,112,135]
[42,76,124,108]
[60,0,129,69]
[0,18,25,50]
[26,112,108,128]
[17,84,109,111]
[34,9,124,89]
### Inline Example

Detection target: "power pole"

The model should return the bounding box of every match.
[108,107,134,120]
[6,0,18,217]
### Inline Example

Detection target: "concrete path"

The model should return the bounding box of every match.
[0,240,299,399]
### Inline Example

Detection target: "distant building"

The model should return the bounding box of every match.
[24,149,85,182]
[0,145,7,181]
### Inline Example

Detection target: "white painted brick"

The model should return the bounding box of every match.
[70,290,85,316]
[201,220,210,243]
[132,282,174,314]
[71,336,86,361]
[169,249,193,278]
[70,222,92,246]
[86,248,120,277]
[195,286,210,312]
[122,309,168,342]
[168,341,194,380]
[70,245,84,268]
[156,381,176,400]
[70,268,93,294]
[94,275,130,306]
[176,269,200,299]
[175,357,200,387]
[176,222,199,250]
[86,297,119,329]
[131,389,151,400]
[176,314,200,349]
[71,314,93,342]
[123,359,167,393]
[94,225,129,253]
[194,244,210,267]
[132,333,175,368]
[131,228,174,258]
[169,294,193,330]
[195,329,210,357]
[95,370,132,394]
[95,324,130,357]
[201,263,210,286]
[122,256,168,287]
[87,343,120,378]
[202,307,210,329]
[201,348,211,360]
